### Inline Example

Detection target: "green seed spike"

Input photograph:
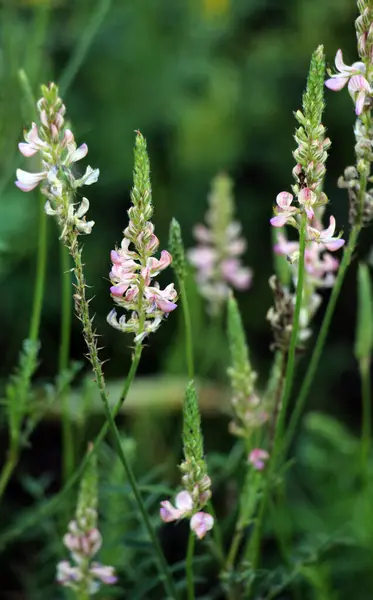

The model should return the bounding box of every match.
[182,381,204,466]
[302,45,325,129]
[169,218,186,280]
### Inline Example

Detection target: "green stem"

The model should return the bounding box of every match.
[186,530,196,600]
[246,215,307,577]
[360,356,371,478]
[29,194,48,343]
[0,345,142,551]
[179,278,194,379]
[66,232,178,599]
[0,195,48,504]
[100,390,179,600]
[272,213,307,463]
[59,243,74,482]
[284,225,360,453]
[207,499,225,566]
[0,449,17,503]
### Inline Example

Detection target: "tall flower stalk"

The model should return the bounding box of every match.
[57,448,117,597]
[286,0,373,450]
[188,173,252,316]
[15,84,179,600]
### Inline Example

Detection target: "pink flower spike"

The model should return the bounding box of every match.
[190,512,214,539]
[249,448,269,470]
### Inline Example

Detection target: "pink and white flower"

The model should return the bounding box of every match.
[325,49,366,91]
[248,448,269,471]
[325,49,372,115]
[306,216,345,251]
[270,192,298,227]
[190,512,214,539]
[160,491,193,523]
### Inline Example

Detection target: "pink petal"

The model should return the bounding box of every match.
[18,142,38,157]
[270,214,289,227]
[193,224,212,243]
[276,191,293,209]
[321,215,336,239]
[110,284,129,297]
[69,143,88,163]
[324,238,345,252]
[190,512,214,539]
[348,74,371,93]
[305,206,314,220]
[175,491,193,512]
[334,49,347,72]
[355,90,366,115]
[325,76,349,91]
[160,501,182,523]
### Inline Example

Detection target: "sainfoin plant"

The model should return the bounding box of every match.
[2,1,373,598]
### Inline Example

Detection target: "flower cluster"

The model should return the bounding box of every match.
[160,382,214,539]
[326,2,373,227]
[271,46,344,254]
[107,132,177,343]
[57,516,117,595]
[188,173,252,315]
[57,450,116,596]
[325,50,371,115]
[15,83,98,241]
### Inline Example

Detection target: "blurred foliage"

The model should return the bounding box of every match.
[1,0,373,598]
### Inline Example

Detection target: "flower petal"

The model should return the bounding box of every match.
[18,142,38,157]
[325,76,349,91]
[190,512,214,539]
[270,214,289,227]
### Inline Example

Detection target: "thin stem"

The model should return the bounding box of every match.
[207,499,225,566]
[0,349,142,551]
[360,356,371,478]
[186,530,196,600]
[246,216,307,576]
[29,194,48,343]
[0,449,17,503]
[100,392,179,600]
[179,278,194,379]
[59,243,74,482]
[284,225,360,453]
[272,213,307,464]
[66,232,178,599]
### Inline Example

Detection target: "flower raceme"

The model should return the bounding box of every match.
[107,132,177,343]
[15,84,98,240]
[160,489,214,540]
[270,189,345,253]
[325,49,372,115]
[188,173,252,315]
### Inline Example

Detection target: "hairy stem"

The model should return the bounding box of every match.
[59,243,74,483]
[66,230,178,599]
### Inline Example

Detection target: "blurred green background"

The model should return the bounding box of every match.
[2,1,373,598]
[0,0,367,424]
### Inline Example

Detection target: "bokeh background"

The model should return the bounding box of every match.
[1,0,373,598]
